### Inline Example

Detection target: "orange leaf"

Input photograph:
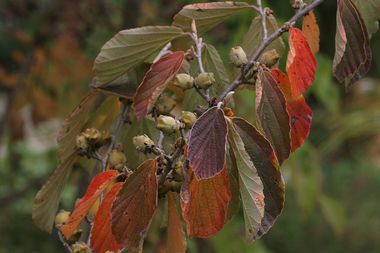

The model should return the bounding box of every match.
[302,11,320,55]
[272,68,313,152]
[111,159,158,252]
[91,182,123,253]
[181,166,231,238]
[60,170,119,239]
[133,51,185,120]
[166,192,186,253]
[286,28,316,96]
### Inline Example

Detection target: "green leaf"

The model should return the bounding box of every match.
[333,0,372,89]
[256,70,290,165]
[242,14,285,59]
[352,0,380,36]
[227,119,264,242]
[225,142,241,220]
[172,2,251,34]
[203,44,231,95]
[94,26,184,85]
[232,118,285,239]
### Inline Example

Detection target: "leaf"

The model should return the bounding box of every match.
[111,159,158,252]
[60,170,120,239]
[133,51,185,119]
[172,2,251,34]
[271,68,313,152]
[33,92,105,232]
[242,14,286,58]
[225,142,241,220]
[188,106,228,179]
[352,0,380,36]
[94,26,184,85]
[333,0,372,89]
[166,192,186,253]
[231,118,285,239]
[181,166,231,238]
[286,28,317,96]
[256,70,290,165]
[302,11,320,55]
[91,182,123,253]
[226,119,264,241]
[203,44,231,95]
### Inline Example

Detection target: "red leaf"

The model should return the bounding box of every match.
[91,183,123,253]
[60,170,119,239]
[111,159,158,252]
[181,166,231,238]
[188,106,227,179]
[166,192,186,253]
[133,51,185,120]
[271,68,313,152]
[302,11,320,55]
[286,28,316,96]
[333,0,372,89]
[256,70,290,165]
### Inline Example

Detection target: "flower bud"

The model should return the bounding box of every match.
[194,72,215,89]
[230,46,248,67]
[75,135,88,151]
[172,73,194,89]
[258,49,280,68]
[133,135,155,152]
[55,209,70,228]
[109,144,127,170]
[180,111,197,129]
[156,96,176,115]
[156,115,181,134]
[71,242,91,253]
[82,128,101,141]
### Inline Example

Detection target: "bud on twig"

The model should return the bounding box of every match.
[156,115,181,134]
[71,242,91,253]
[229,46,248,67]
[109,144,127,170]
[133,135,155,152]
[172,73,194,89]
[258,49,280,68]
[55,209,70,228]
[155,96,176,114]
[180,111,197,129]
[194,72,215,89]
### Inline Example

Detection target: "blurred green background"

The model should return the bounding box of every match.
[0,0,380,252]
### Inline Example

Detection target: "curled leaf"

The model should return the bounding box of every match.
[181,167,231,238]
[60,170,120,239]
[188,107,228,179]
[333,0,372,89]
[133,51,185,120]
[256,70,290,165]
[287,28,316,96]
[111,159,158,252]
[91,183,123,253]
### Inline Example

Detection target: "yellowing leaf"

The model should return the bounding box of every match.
[302,11,320,55]
[227,119,264,241]
[94,26,183,85]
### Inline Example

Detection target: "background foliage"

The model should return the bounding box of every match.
[0,0,379,252]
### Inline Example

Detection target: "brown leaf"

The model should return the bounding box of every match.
[333,0,372,89]
[181,167,231,238]
[111,159,158,252]
[256,70,290,165]
[166,192,186,253]
[188,106,228,179]
[133,51,185,120]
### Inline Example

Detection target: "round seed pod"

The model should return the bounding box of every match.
[229,46,248,67]
[156,115,181,134]
[194,72,216,89]
[172,73,194,89]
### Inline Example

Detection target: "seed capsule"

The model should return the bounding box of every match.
[156,96,176,115]
[82,128,102,141]
[156,115,181,134]
[194,72,215,89]
[180,111,197,129]
[71,242,91,253]
[75,135,88,151]
[133,135,155,152]
[258,49,280,68]
[230,46,248,67]
[172,73,194,89]
[55,209,70,228]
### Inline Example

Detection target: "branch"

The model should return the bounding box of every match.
[217,0,324,102]
[257,0,268,40]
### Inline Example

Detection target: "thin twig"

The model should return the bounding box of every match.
[157,131,164,149]
[101,103,129,172]
[257,0,268,39]
[58,231,73,253]
[217,0,324,102]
